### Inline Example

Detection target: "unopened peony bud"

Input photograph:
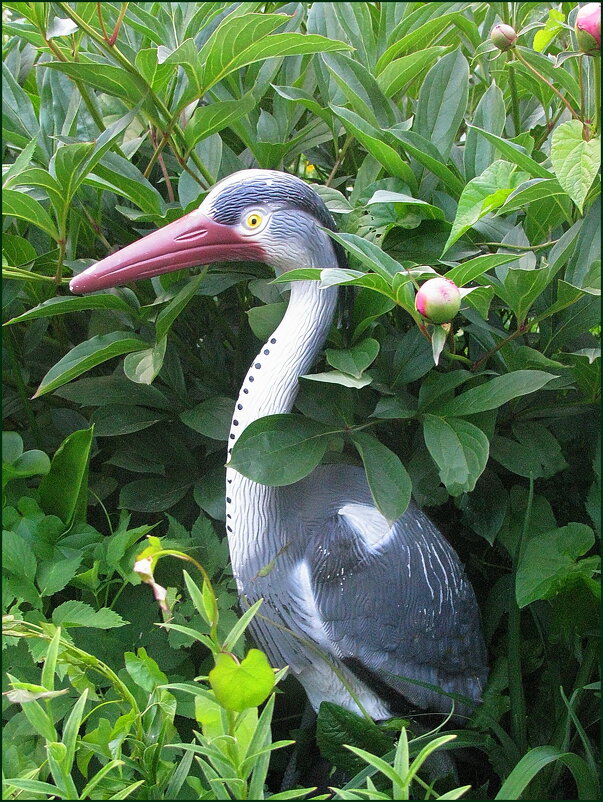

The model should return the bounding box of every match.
[576,2,601,54]
[415,277,461,324]
[491,23,518,50]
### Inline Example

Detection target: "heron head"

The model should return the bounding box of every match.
[70,169,343,294]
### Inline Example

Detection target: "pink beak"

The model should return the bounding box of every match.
[70,211,264,294]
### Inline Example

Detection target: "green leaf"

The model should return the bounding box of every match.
[7,167,67,215]
[498,178,568,214]
[247,302,286,340]
[119,477,190,512]
[3,189,58,240]
[0,780,64,798]
[443,161,529,253]
[155,271,206,341]
[125,647,168,691]
[60,688,89,780]
[4,293,134,325]
[490,423,567,479]
[228,414,333,486]
[376,47,447,98]
[550,120,601,214]
[326,339,379,378]
[41,627,61,691]
[180,397,235,440]
[386,128,465,197]
[371,394,418,420]
[37,551,82,596]
[444,253,519,287]
[533,8,565,52]
[325,230,405,280]
[494,745,597,801]
[123,337,167,385]
[413,49,469,160]
[516,46,581,110]
[200,12,350,92]
[51,141,96,204]
[302,371,372,389]
[38,427,94,525]
[431,371,555,417]
[3,448,50,486]
[209,649,274,712]
[272,84,331,124]
[184,94,256,152]
[91,405,164,437]
[464,82,506,180]
[330,106,417,189]
[52,600,127,628]
[423,415,489,496]
[2,530,37,579]
[376,10,468,71]
[350,431,412,524]
[34,332,148,398]
[2,430,23,463]
[501,264,558,323]
[47,740,78,799]
[2,137,38,188]
[2,62,41,152]
[87,152,163,215]
[430,324,447,366]
[19,698,58,742]
[43,61,149,105]
[55,375,171,410]
[366,190,445,221]
[321,51,394,129]
[516,523,598,609]
[466,126,554,179]
[316,702,392,775]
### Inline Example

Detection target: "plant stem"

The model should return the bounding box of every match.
[148,127,175,201]
[471,322,531,371]
[514,48,580,120]
[96,2,109,41]
[579,55,586,124]
[507,56,521,137]
[508,477,533,757]
[109,2,129,46]
[591,56,601,138]
[54,237,66,285]
[326,134,353,187]
[479,239,559,251]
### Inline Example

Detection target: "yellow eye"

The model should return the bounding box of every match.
[245,212,263,229]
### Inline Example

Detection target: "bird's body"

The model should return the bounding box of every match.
[71,169,487,720]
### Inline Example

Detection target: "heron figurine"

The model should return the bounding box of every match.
[71,169,487,722]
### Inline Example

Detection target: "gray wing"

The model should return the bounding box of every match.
[283,464,488,716]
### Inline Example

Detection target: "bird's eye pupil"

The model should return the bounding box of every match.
[247,213,262,228]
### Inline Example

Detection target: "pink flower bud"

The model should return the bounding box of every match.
[415,278,461,324]
[490,23,518,50]
[576,2,601,54]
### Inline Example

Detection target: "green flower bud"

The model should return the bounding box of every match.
[415,277,461,325]
[491,23,518,50]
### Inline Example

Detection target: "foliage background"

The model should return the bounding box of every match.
[2,1,600,799]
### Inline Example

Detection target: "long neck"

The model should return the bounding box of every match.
[226,280,338,581]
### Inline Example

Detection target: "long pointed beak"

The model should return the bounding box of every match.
[70,211,264,294]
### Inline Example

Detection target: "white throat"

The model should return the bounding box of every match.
[225,280,338,582]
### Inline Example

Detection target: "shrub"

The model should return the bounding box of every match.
[3,2,600,799]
